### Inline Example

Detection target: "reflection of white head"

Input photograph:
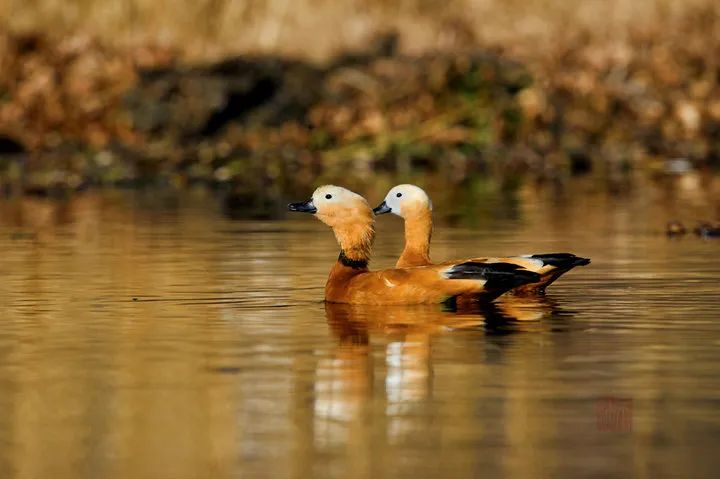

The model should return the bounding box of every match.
[379,184,432,218]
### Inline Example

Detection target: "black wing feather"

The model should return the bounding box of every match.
[445,261,541,290]
[529,253,591,268]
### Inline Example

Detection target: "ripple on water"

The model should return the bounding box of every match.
[1,190,720,479]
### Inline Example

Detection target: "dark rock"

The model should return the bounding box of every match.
[125,56,325,141]
[0,136,26,155]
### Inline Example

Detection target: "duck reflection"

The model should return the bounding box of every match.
[494,294,562,325]
[314,297,562,447]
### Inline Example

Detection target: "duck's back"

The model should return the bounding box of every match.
[325,261,540,305]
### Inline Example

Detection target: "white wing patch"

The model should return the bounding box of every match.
[440,267,488,286]
[519,255,545,268]
[383,277,396,288]
[527,258,544,268]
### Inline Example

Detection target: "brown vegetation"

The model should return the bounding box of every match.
[1,0,720,200]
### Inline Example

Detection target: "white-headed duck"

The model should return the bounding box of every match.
[373,184,590,294]
[288,185,541,305]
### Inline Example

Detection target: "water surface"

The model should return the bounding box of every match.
[1,178,719,478]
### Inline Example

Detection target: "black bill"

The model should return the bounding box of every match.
[372,201,391,215]
[288,199,317,213]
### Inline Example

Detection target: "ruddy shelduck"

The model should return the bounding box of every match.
[373,184,590,294]
[288,185,541,305]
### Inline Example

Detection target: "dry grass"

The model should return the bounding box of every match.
[0,0,717,62]
[3,0,720,191]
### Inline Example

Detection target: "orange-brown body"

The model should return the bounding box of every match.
[376,185,589,294]
[396,209,567,292]
[289,185,540,305]
[325,260,501,305]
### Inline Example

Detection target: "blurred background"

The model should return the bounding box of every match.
[2,4,720,479]
[1,0,719,218]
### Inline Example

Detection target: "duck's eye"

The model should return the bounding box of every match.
[325,194,332,199]
[396,193,402,198]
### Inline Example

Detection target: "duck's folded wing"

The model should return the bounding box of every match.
[442,261,541,290]
[461,253,590,275]
[521,253,591,269]
[345,261,541,304]
[489,253,590,293]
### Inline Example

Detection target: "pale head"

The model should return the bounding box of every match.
[288,185,375,261]
[373,184,432,218]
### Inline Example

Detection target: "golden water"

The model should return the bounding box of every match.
[1,177,719,478]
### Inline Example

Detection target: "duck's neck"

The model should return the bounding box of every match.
[397,209,432,267]
[326,250,369,290]
[333,220,373,264]
[327,220,373,272]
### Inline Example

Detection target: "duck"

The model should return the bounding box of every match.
[666,221,687,237]
[372,184,590,294]
[288,185,541,305]
[693,222,720,238]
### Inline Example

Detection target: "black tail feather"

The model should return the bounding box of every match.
[529,253,591,269]
[445,261,541,290]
